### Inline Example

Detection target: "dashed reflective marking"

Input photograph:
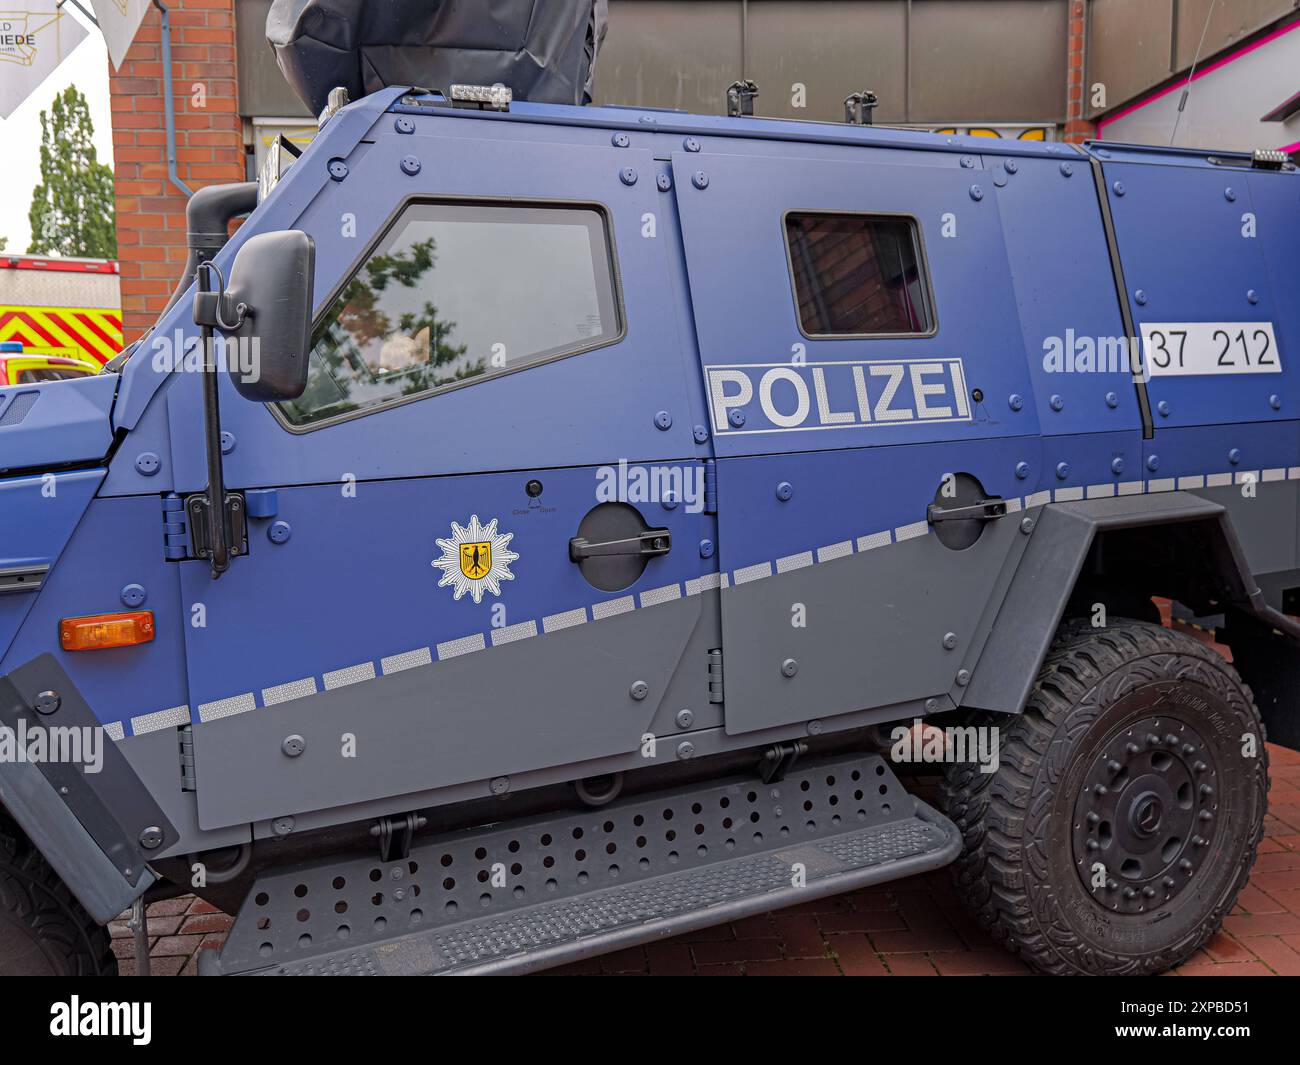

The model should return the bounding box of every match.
[438,633,487,658]
[816,540,853,563]
[490,620,537,646]
[105,463,1294,740]
[262,676,318,706]
[381,647,432,674]
[776,550,814,573]
[733,561,773,584]
[639,583,682,608]
[323,662,375,689]
[542,608,587,633]
[130,704,190,736]
[856,531,891,551]
[591,596,635,619]
[685,573,723,596]
[198,692,256,723]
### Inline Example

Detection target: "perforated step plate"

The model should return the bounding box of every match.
[201,752,959,976]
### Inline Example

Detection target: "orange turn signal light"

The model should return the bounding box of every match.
[59,611,155,652]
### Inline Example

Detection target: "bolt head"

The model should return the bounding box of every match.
[1105,391,1119,409]
[394,116,415,134]
[1224,187,1236,202]
[1157,400,1170,417]
[698,538,714,558]
[955,669,971,686]
[489,776,510,795]
[692,170,709,190]
[139,827,163,850]
[1247,289,1259,305]
[134,452,161,476]
[656,173,672,191]
[399,155,421,176]
[775,481,793,501]
[781,658,798,678]
[281,734,305,757]
[1146,454,1160,472]
[1049,394,1064,411]
[611,131,630,147]
[630,680,649,701]
[1015,461,1030,479]
[683,136,700,152]
[969,184,983,201]
[1111,457,1125,475]
[1112,180,1125,196]
[1059,162,1073,177]
[676,741,695,760]
[1228,448,1241,465]
[33,691,60,716]
[1270,394,1282,411]
[654,410,672,430]
[728,408,745,427]
[619,166,637,186]
[1134,289,1147,305]
[1055,461,1071,480]
[1020,516,1036,535]
[1008,393,1024,412]
[943,631,958,650]
[675,708,694,729]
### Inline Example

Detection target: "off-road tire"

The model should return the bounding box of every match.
[939,618,1268,975]
[0,814,117,976]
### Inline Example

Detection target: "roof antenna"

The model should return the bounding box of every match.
[1169,0,1217,146]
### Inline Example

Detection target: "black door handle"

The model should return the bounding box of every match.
[927,498,1007,524]
[570,529,672,562]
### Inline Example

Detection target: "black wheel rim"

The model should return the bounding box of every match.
[1072,711,1221,914]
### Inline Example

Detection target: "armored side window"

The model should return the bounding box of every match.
[277,202,621,428]
[784,213,934,338]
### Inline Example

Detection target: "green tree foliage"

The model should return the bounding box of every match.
[27,86,116,258]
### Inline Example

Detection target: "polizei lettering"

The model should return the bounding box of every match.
[706,358,971,435]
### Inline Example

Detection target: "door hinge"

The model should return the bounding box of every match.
[708,648,724,704]
[162,491,248,562]
[703,459,717,514]
[179,724,196,792]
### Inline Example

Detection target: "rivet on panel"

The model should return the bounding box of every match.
[1049,394,1064,411]
[611,131,630,148]
[120,583,146,608]
[654,410,672,430]
[1228,448,1241,466]
[1055,461,1071,480]
[1134,289,1147,305]
[134,452,160,476]
[1015,461,1030,480]
[619,167,638,186]
[775,481,793,501]
[1147,454,1160,472]
[1008,393,1023,411]
[969,185,983,201]
[1105,391,1119,408]
[692,171,709,190]
[399,155,421,176]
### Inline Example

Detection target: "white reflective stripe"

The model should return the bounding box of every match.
[1085,484,1115,499]
[1206,472,1233,488]
[732,561,772,584]
[104,721,125,742]
[381,647,432,674]
[323,662,375,689]
[1263,468,1286,482]
[1118,481,1144,495]
[1053,486,1084,502]
[856,531,891,551]
[131,705,190,736]
[542,608,587,633]
[639,584,682,607]
[591,596,635,619]
[1025,490,1052,508]
[262,676,319,705]
[1289,468,1300,480]
[894,520,928,541]
[816,540,852,563]
[1003,497,1023,512]
[685,573,722,596]
[776,550,813,573]
[1177,475,1205,490]
[198,692,256,723]
[1146,478,1176,493]
[490,620,537,646]
[437,633,486,658]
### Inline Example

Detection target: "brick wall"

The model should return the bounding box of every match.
[1063,0,1096,143]
[108,0,244,344]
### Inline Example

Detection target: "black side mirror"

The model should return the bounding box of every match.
[219,230,315,402]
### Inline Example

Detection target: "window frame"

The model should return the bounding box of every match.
[781,209,939,341]
[270,195,627,433]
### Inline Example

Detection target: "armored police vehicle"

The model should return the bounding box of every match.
[1,1,1297,976]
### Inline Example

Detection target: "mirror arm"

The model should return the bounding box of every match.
[194,265,231,579]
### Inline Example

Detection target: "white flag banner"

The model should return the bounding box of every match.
[0,3,89,119]
[90,0,150,70]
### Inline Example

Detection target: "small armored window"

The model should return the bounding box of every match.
[784,213,934,337]
[278,202,621,428]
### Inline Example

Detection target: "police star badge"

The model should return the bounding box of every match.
[432,515,519,603]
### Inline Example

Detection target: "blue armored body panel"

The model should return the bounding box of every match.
[1,74,1296,976]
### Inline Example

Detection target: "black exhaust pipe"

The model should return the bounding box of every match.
[162,181,259,314]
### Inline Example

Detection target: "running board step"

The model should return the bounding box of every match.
[200,752,960,976]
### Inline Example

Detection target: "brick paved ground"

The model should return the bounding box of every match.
[115,620,1300,976]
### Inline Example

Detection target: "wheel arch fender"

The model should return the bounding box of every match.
[961,491,1294,716]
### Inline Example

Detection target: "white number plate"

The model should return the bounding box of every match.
[1140,322,1280,377]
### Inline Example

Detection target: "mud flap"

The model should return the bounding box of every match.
[0,655,178,923]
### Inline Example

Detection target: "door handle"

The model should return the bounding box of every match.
[927,498,1007,524]
[569,529,672,562]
